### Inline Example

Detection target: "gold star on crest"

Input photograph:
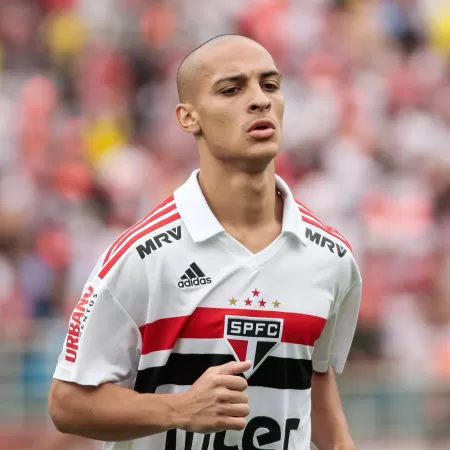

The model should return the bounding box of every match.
[229,297,238,306]
[272,300,280,308]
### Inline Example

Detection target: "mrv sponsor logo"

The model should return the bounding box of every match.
[136,226,181,259]
[305,227,347,257]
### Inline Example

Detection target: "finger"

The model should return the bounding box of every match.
[217,375,248,391]
[220,402,250,418]
[221,390,248,404]
[216,416,247,432]
[216,360,252,375]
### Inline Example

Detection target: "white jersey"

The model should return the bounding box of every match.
[54,169,362,450]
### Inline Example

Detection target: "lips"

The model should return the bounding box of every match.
[247,120,276,133]
[247,120,276,139]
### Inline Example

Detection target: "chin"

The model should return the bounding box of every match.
[249,140,280,159]
[240,142,280,172]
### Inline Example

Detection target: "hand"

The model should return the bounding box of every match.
[173,360,251,433]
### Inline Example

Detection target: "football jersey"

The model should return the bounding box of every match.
[54,169,362,450]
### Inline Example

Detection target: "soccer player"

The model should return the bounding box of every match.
[49,35,362,450]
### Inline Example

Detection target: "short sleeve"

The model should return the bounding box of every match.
[312,283,362,374]
[53,279,142,387]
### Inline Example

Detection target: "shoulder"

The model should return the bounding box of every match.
[295,198,362,288]
[98,194,182,280]
[80,195,182,321]
[295,199,352,254]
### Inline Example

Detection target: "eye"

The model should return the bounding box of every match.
[221,86,241,96]
[262,82,279,91]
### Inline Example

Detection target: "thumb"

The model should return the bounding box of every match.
[217,360,252,375]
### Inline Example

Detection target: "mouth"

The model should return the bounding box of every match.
[247,120,276,139]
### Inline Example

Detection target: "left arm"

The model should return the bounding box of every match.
[311,368,355,450]
[311,282,362,450]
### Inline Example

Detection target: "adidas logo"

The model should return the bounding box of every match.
[178,262,211,288]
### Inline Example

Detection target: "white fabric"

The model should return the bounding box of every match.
[54,170,362,450]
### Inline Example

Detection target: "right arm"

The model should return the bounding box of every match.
[51,252,250,442]
[49,360,251,442]
[49,380,180,441]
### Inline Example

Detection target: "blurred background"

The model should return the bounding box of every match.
[0,0,449,448]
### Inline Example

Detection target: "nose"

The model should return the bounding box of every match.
[247,86,271,113]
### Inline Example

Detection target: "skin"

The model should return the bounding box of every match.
[177,37,284,168]
[176,36,286,253]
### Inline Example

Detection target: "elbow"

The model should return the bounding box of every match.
[48,381,74,434]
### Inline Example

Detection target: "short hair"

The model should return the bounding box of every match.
[176,34,261,103]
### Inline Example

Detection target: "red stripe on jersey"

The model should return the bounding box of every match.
[102,195,174,265]
[301,215,352,251]
[325,226,347,242]
[294,199,352,250]
[139,307,326,355]
[295,199,315,216]
[297,206,323,224]
[105,203,177,265]
[295,202,322,224]
[98,212,181,279]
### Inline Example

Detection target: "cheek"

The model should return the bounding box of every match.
[276,98,285,120]
[203,111,238,137]
[217,112,235,129]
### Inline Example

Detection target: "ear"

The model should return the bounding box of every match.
[175,103,201,135]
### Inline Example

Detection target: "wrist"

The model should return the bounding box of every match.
[333,440,356,450]
[139,392,187,432]
[163,392,188,430]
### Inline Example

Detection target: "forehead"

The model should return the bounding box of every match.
[199,41,277,84]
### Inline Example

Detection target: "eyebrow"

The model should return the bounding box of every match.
[212,70,282,86]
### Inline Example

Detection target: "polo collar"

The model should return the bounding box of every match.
[174,169,308,246]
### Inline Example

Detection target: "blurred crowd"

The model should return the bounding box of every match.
[0,0,450,446]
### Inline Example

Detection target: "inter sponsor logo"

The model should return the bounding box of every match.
[178,262,211,289]
[65,286,97,363]
[163,416,300,450]
[305,227,347,257]
[225,315,283,377]
[136,226,182,259]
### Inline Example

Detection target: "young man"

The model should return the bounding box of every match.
[49,35,362,450]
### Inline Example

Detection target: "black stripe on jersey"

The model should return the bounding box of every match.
[134,353,312,393]
[165,429,177,450]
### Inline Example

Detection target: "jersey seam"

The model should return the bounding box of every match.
[105,284,143,350]
[329,282,362,321]
[335,282,362,313]
[341,282,362,300]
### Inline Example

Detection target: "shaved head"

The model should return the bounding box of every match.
[175,33,284,170]
[176,35,264,103]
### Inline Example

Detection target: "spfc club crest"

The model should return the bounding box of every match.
[224,315,284,377]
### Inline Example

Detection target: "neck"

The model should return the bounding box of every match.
[198,157,280,230]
